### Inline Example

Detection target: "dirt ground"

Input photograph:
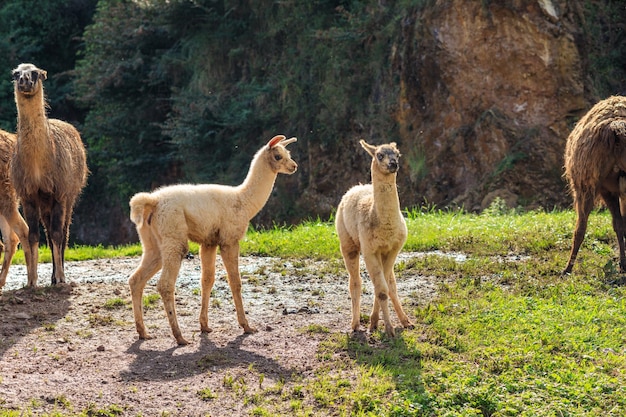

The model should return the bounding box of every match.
[0,254,439,416]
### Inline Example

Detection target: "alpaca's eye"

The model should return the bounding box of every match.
[31,72,38,82]
[274,154,282,161]
[12,71,19,81]
[377,153,384,161]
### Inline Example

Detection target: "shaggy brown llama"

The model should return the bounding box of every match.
[129,135,297,345]
[335,140,414,337]
[0,129,35,289]
[563,95,626,274]
[12,63,88,286]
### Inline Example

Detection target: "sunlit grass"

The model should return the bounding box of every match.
[5,207,616,267]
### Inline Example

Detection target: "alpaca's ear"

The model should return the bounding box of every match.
[280,137,297,147]
[39,70,47,81]
[268,135,286,149]
[359,139,376,157]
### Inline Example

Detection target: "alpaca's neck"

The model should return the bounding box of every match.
[236,149,278,219]
[371,163,401,221]
[15,89,50,150]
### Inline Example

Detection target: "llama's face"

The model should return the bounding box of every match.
[267,136,298,175]
[361,140,401,175]
[12,63,47,96]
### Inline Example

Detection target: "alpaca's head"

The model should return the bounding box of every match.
[12,63,47,96]
[265,135,298,175]
[360,140,401,175]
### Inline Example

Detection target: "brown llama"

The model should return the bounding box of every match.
[563,95,626,274]
[335,140,414,337]
[12,63,88,286]
[129,135,297,345]
[0,129,36,289]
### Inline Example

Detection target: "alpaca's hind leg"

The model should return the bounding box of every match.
[339,238,362,332]
[0,215,16,289]
[157,248,187,345]
[220,243,256,334]
[601,191,626,271]
[383,254,414,329]
[363,254,394,337]
[199,244,217,333]
[129,238,162,341]
[564,192,595,274]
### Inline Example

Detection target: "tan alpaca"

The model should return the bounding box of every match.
[129,135,298,345]
[12,63,88,287]
[336,140,414,337]
[563,95,626,274]
[0,129,33,289]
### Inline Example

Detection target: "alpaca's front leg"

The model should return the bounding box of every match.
[199,244,217,333]
[383,257,414,329]
[363,255,394,337]
[22,201,41,287]
[221,243,257,334]
[47,199,67,284]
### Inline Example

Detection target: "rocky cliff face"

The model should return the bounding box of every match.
[301,0,588,217]
[397,0,586,210]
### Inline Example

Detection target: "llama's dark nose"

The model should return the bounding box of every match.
[388,160,398,172]
[18,77,31,90]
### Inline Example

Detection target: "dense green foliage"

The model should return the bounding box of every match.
[0,0,97,130]
[75,0,178,200]
[75,0,426,206]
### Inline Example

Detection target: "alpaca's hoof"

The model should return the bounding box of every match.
[384,327,396,337]
[243,325,257,334]
[138,333,153,341]
[403,321,415,330]
[201,325,213,333]
[176,337,190,346]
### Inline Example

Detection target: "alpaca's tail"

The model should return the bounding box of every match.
[129,192,157,228]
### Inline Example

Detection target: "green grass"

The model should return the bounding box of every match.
[7,206,605,265]
[2,206,626,416]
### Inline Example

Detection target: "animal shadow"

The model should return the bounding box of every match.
[121,333,291,382]
[0,285,72,356]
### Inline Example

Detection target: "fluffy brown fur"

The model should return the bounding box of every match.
[335,140,414,337]
[128,135,297,345]
[563,95,626,274]
[12,63,88,286]
[0,129,33,289]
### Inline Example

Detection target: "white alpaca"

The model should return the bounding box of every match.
[129,135,297,345]
[335,140,414,337]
